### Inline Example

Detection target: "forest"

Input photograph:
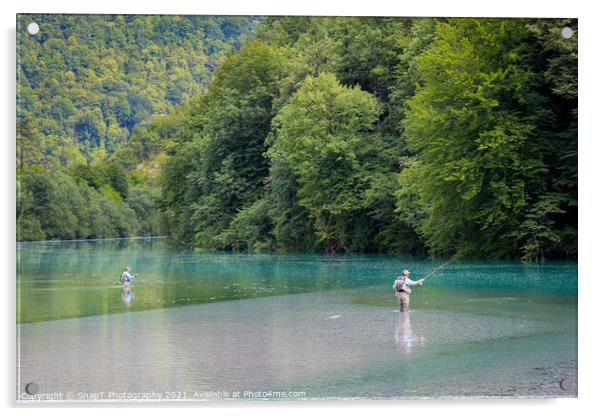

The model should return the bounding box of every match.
[16,16,577,260]
[17,14,259,240]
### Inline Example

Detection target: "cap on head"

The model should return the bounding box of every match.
[403,269,410,275]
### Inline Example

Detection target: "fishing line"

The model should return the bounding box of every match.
[421,258,454,281]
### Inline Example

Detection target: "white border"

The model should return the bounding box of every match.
[3,0,601,414]
[4,0,587,17]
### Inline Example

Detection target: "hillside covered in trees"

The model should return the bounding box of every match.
[17,14,258,240]
[17,16,577,260]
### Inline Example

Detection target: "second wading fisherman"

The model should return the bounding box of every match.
[119,265,137,286]
[393,269,424,312]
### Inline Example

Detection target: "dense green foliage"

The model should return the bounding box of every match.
[17,14,258,155]
[160,17,577,259]
[16,15,258,241]
[18,166,137,240]
[398,19,577,259]
[17,16,577,260]
[268,73,383,252]
[160,41,288,247]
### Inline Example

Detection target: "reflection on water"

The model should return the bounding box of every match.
[121,284,134,307]
[394,312,426,355]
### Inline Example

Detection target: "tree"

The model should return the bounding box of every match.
[100,162,129,199]
[399,18,577,259]
[160,40,287,249]
[268,72,381,252]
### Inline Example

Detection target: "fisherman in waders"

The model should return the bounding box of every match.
[120,265,137,287]
[393,269,424,312]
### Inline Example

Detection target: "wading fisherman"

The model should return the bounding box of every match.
[393,269,424,312]
[119,266,137,285]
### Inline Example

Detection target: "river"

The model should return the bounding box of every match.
[16,238,577,400]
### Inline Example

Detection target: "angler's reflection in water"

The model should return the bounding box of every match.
[394,312,426,355]
[121,283,135,307]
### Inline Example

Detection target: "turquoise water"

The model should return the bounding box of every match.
[17,238,577,400]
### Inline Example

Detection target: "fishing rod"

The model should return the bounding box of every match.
[421,258,454,281]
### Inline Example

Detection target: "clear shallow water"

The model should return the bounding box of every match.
[17,238,577,400]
